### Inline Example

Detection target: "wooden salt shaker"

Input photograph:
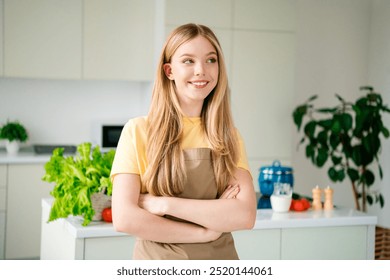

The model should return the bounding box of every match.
[312,185,322,210]
[324,186,334,210]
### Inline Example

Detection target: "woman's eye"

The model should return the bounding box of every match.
[207,57,217,63]
[183,59,193,64]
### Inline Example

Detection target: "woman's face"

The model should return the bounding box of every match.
[164,35,219,117]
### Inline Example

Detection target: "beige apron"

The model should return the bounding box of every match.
[133,148,239,260]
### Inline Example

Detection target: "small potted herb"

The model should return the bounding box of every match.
[0,120,29,154]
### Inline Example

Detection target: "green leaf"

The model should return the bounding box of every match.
[331,119,341,134]
[340,113,353,131]
[337,169,345,181]
[367,195,373,205]
[317,119,333,129]
[307,95,318,102]
[305,144,315,159]
[317,130,328,146]
[304,121,317,138]
[316,147,328,167]
[331,156,342,165]
[379,164,383,179]
[379,194,385,208]
[351,146,362,166]
[362,169,375,187]
[347,168,360,183]
[292,105,308,131]
[360,86,374,92]
[316,108,338,113]
[328,167,338,182]
[335,93,346,103]
[382,126,390,138]
[329,133,340,150]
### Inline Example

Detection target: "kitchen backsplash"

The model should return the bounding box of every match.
[0,78,152,146]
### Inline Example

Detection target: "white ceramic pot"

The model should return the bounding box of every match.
[5,140,20,155]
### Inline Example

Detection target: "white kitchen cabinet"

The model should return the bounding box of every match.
[3,0,82,79]
[233,0,296,31]
[0,165,6,260]
[165,0,233,29]
[83,0,156,81]
[233,225,371,260]
[233,229,281,259]
[0,0,4,76]
[230,31,295,161]
[5,164,51,259]
[3,0,156,81]
[281,226,368,259]
[41,199,136,260]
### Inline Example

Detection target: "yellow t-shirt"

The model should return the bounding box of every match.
[110,116,250,188]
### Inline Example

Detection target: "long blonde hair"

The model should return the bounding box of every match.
[142,23,239,197]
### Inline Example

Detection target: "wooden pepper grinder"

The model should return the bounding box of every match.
[324,186,334,210]
[312,185,322,210]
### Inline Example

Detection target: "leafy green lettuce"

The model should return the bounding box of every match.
[42,142,115,226]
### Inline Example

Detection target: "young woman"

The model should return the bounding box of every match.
[110,23,257,260]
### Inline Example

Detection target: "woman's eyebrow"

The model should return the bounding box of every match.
[179,51,217,58]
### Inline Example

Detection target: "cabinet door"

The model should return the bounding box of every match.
[84,236,135,260]
[0,0,4,76]
[0,165,6,211]
[4,0,82,79]
[83,0,155,81]
[233,0,296,31]
[281,226,368,259]
[0,165,5,260]
[165,0,233,28]
[231,30,295,164]
[233,229,281,259]
[6,164,51,259]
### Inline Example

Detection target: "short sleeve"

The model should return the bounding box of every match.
[236,128,251,174]
[110,117,148,180]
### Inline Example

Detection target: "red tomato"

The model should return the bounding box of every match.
[301,198,311,210]
[290,199,296,210]
[102,207,112,223]
[292,200,306,211]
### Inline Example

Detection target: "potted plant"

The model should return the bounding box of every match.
[0,120,29,154]
[42,142,115,226]
[292,86,390,212]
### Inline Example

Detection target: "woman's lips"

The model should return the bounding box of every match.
[189,81,208,88]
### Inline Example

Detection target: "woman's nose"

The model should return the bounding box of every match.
[194,62,205,76]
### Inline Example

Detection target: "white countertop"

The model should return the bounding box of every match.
[0,148,51,164]
[42,198,378,239]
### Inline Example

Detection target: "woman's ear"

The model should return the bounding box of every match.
[163,63,174,80]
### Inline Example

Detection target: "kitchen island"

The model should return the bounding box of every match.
[41,198,377,260]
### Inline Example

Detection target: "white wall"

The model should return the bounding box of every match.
[366,0,390,227]
[0,78,151,146]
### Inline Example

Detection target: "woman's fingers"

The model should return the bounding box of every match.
[220,184,240,199]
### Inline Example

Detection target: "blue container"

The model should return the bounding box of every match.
[258,160,294,197]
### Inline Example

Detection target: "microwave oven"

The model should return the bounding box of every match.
[101,125,124,148]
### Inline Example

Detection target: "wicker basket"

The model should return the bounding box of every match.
[375,226,390,260]
[90,192,112,221]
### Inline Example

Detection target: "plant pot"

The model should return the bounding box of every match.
[5,140,20,155]
[90,192,112,221]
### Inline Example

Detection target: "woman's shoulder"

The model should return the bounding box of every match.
[125,116,148,128]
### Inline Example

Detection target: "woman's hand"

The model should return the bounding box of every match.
[219,184,240,199]
[138,194,167,216]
